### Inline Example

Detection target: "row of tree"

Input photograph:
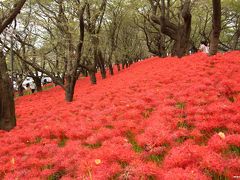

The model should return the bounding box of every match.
[1,0,239,131]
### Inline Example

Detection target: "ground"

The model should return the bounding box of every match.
[0,52,240,179]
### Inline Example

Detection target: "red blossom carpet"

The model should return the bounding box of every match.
[1,52,240,179]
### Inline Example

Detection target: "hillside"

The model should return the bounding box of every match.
[1,52,240,179]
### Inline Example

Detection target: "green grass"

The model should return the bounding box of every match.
[147,175,157,180]
[35,137,42,144]
[125,131,143,153]
[105,125,114,129]
[48,169,66,180]
[199,130,212,145]
[117,160,129,168]
[228,145,240,156]
[175,135,194,144]
[25,136,42,146]
[199,127,227,146]
[175,102,186,109]
[58,135,68,147]
[83,142,102,149]
[212,126,228,133]
[109,160,129,180]
[178,113,187,119]
[142,108,155,118]
[147,153,165,165]
[177,120,194,130]
[43,84,55,91]
[15,84,55,99]
[41,164,54,171]
[109,172,121,180]
[14,90,31,99]
[204,169,229,180]
[161,143,170,148]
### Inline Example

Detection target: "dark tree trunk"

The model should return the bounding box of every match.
[18,84,24,96]
[97,50,106,79]
[150,0,191,58]
[143,27,167,57]
[169,2,191,57]
[100,65,106,79]
[33,76,42,92]
[0,52,16,131]
[107,52,114,76]
[129,60,133,66]
[84,70,88,77]
[134,59,138,63]
[122,62,125,69]
[89,70,96,85]
[0,0,27,131]
[117,63,121,71]
[0,0,27,34]
[65,89,74,102]
[64,75,77,102]
[171,31,190,57]
[126,61,129,68]
[209,0,221,56]
[108,63,114,75]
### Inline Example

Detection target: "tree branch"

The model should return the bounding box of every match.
[0,0,27,34]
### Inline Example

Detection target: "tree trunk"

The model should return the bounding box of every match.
[18,84,24,96]
[172,31,190,57]
[144,28,167,57]
[209,0,221,56]
[97,50,106,79]
[117,63,120,71]
[89,70,97,85]
[0,52,16,131]
[0,0,27,131]
[108,63,114,75]
[150,0,191,58]
[0,0,27,34]
[84,70,88,77]
[33,76,42,92]
[64,75,77,102]
[126,61,129,68]
[122,62,125,69]
[108,51,114,76]
[170,3,191,57]
[129,60,133,66]
[65,89,74,102]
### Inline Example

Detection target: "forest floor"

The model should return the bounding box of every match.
[1,52,240,179]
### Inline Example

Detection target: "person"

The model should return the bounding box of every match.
[206,43,210,54]
[42,79,48,85]
[18,84,25,96]
[25,83,30,90]
[189,45,198,54]
[199,41,209,54]
[25,83,31,94]
[30,81,36,93]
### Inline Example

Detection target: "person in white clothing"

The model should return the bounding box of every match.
[30,81,36,93]
[206,43,210,54]
[199,41,209,54]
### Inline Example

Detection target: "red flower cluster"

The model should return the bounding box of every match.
[0,51,240,179]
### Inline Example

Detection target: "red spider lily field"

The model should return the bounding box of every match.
[1,52,240,179]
